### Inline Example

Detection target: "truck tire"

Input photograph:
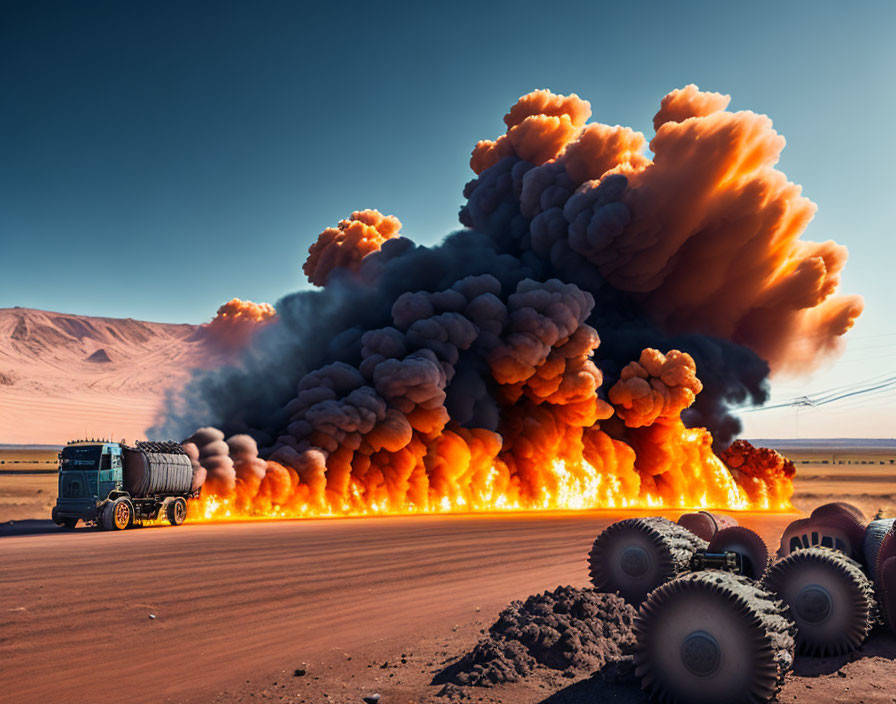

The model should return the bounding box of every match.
[635,571,795,704]
[763,546,875,656]
[589,517,708,604]
[166,497,187,526]
[101,497,134,531]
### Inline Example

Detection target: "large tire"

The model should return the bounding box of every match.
[101,497,134,531]
[166,497,187,526]
[589,517,708,604]
[635,571,795,704]
[763,546,875,656]
[863,518,896,582]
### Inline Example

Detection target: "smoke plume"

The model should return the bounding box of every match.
[304,209,403,286]
[201,298,277,352]
[154,85,862,518]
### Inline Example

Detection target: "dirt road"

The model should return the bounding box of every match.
[0,511,798,704]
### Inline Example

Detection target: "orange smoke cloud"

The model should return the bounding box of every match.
[203,298,276,351]
[303,209,402,286]
[466,85,863,373]
[605,351,781,509]
[719,439,795,508]
[608,349,701,428]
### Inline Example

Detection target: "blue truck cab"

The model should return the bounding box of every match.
[52,441,124,528]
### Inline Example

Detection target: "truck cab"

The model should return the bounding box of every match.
[52,441,123,528]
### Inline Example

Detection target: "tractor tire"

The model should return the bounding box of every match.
[166,497,187,526]
[763,546,875,656]
[589,517,708,604]
[634,571,795,704]
[101,497,134,531]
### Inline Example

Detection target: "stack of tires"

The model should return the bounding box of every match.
[587,503,892,704]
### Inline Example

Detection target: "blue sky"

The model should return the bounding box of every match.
[1,1,894,436]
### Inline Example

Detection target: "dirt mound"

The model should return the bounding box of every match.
[85,348,112,363]
[438,586,637,687]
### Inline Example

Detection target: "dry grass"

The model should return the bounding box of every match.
[0,448,59,472]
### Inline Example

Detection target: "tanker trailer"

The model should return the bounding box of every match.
[52,439,201,530]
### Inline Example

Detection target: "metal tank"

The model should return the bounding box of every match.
[122,441,193,497]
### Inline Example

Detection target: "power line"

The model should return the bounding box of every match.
[743,371,896,412]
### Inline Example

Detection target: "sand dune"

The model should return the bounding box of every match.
[0,307,212,444]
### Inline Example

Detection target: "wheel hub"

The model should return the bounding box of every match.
[795,585,833,624]
[680,631,721,678]
[620,546,650,578]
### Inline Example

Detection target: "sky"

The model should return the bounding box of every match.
[1,0,894,437]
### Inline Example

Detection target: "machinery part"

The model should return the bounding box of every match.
[589,517,708,604]
[777,502,867,561]
[864,518,896,583]
[763,546,875,656]
[708,527,769,580]
[634,571,794,704]
[101,497,134,531]
[879,556,896,632]
[809,503,868,552]
[677,511,738,542]
[689,550,740,574]
[166,497,188,526]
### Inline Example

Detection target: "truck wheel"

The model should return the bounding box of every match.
[166,497,187,526]
[763,546,875,656]
[635,571,795,704]
[101,498,133,531]
[589,517,708,604]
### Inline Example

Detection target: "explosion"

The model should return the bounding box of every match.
[154,85,863,521]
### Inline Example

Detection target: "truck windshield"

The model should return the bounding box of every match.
[59,446,102,470]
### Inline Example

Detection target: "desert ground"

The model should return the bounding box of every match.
[0,307,208,444]
[1,448,895,704]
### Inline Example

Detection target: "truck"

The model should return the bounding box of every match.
[51,439,199,530]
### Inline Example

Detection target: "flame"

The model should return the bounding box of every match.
[184,424,791,523]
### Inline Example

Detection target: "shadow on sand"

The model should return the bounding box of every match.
[534,631,896,703]
[791,628,896,676]
[536,669,645,704]
[0,519,64,537]
[0,518,168,538]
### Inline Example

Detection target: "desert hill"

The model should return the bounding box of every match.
[0,307,208,444]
